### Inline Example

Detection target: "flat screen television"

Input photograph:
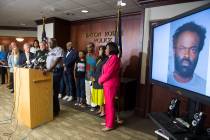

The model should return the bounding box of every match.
[150,3,210,105]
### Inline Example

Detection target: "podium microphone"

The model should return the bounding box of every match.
[21,61,33,68]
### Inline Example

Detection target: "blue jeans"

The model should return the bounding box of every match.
[76,77,85,99]
[59,73,65,95]
[63,71,74,96]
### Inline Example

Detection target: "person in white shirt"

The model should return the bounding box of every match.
[44,38,64,117]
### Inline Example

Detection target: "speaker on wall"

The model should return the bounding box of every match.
[168,98,180,118]
[190,112,205,135]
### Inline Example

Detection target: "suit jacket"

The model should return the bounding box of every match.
[93,57,108,89]
[99,55,120,88]
[21,52,35,65]
[64,48,77,73]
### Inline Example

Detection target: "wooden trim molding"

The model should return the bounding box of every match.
[0,26,36,31]
[35,12,143,25]
[71,11,143,24]
[35,17,71,25]
[136,0,202,8]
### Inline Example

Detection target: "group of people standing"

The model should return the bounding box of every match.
[0,40,48,93]
[56,40,121,131]
[0,38,121,131]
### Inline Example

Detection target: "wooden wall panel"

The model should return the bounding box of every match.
[150,85,188,115]
[149,85,210,127]
[70,14,143,79]
[203,106,210,127]
[54,18,71,49]
[0,36,36,50]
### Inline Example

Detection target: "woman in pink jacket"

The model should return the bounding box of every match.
[99,42,120,131]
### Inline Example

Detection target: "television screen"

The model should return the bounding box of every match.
[151,4,210,103]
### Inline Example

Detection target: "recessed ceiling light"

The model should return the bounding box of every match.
[16,37,24,42]
[81,10,88,13]
[117,0,126,7]
[121,2,126,6]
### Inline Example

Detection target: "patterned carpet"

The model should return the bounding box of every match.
[0,85,157,140]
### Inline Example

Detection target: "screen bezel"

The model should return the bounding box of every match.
[149,3,210,106]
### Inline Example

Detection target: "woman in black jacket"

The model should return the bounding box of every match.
[91,45,108,117]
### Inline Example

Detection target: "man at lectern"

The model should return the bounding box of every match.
[22,43,35,67]
[44,38,64,117]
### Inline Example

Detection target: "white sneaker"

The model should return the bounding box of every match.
[58,94,62,99]
[67,96,73,102]
[63,96,69,100]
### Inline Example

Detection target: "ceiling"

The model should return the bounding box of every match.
[0,0,143,27]
[0,0,201,27]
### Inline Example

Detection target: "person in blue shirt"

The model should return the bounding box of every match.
[8,42,25,93]
[85,42,97,111]
[167,22,206,94]
[0,45,7,84]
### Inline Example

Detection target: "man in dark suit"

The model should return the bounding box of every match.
[22,43,35,67]
[62,42,77,102]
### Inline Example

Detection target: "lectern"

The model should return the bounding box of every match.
[14,67,53,128]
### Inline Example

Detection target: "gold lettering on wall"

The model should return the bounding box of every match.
[104,31,115,37]
[85,31,115,44]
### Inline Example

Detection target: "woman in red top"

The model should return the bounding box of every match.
[99,42,120,131]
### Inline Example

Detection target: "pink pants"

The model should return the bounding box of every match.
[104,86,118,128]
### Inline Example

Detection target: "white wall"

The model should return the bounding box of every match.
[140,1,210,84]
[37,23,54,42]
[0,30,37,37]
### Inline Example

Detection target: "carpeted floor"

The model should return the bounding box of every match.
[0,84,157,140]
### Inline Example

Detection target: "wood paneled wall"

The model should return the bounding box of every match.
[70,14,144,79]
[148,84,210,127]
[0,36,36,50]
[54,19,71,49]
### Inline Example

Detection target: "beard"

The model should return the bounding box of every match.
[174,55,198,78]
